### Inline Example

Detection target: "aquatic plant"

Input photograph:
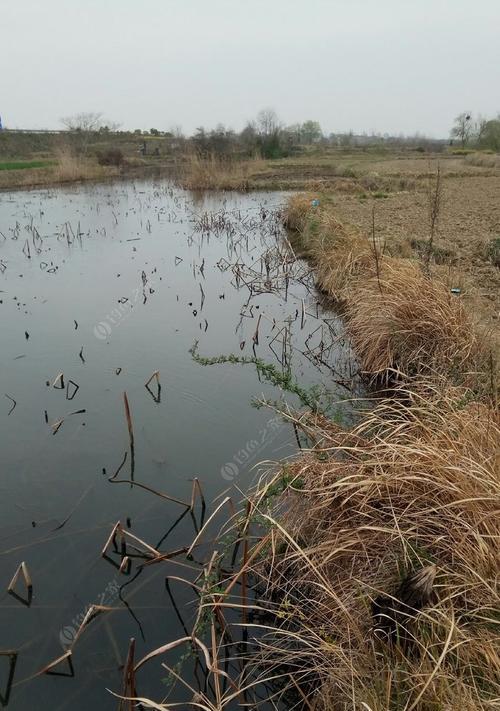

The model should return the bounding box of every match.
[189,341,327,412]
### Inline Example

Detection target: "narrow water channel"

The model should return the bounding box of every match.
[0,180,359,709]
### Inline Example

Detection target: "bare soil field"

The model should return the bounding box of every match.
[329,174,500,324]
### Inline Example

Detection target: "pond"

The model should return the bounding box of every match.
[0,180,359,709]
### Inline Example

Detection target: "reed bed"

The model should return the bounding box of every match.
[178,152,264,191]
[53,146,114,182]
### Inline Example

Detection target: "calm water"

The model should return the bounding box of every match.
[0,180,358,709]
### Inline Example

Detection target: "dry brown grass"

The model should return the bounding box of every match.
[284,196,496,390]
[53,146,113,182]
[178,152,264,191]
[464,153,499,170]
[286,195,374,300]
[238,384,500,710]
[218,194,498,711]
[347,260,485,381]
[0,146,117,191]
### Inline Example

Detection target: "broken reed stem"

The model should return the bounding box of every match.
[120,637,137,711]
[123,392,134,449]
[7,561,33,598]
[253,314,262,346]
[144,371,160,388]
[190,477,206,513]
[186,496,232,557]
[52,372,65,389]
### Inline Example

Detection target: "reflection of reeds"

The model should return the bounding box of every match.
[0,651,17,705]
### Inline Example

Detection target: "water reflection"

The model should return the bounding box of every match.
[0,180,360,709]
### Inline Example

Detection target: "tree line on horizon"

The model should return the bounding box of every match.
[58,109,453,159]
[5,108,498,158]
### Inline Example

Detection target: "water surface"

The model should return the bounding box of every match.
[0,181,358,709]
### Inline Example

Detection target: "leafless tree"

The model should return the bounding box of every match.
[256,108,281,137]
[61,112,104,133]
[450,112,473,148]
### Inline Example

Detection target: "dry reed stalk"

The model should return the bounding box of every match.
[123,392,134,449]
[224,384,500,710]
[145,371,160,388]
[120,638,137,711]
[179,152,264,191]
[7,562,33,605]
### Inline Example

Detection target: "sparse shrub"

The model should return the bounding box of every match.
[464,152,498,168]
[410,237,455,264]
[97,148,124,166]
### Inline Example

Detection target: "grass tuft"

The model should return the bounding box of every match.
[235,384,500,710]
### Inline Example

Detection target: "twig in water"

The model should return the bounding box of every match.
[4,394,16,416]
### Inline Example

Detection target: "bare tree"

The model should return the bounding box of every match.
[256,108,281,137]
[450,112,473,148]
[60,112,105,155]
[474,115,488,144]
[61,112,104,133]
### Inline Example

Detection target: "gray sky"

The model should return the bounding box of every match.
[2,0,499,137]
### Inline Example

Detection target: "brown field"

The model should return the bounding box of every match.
[249,151,500,327]
[320,175,500,325]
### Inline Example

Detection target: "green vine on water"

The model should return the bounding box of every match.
[189,341,325,412]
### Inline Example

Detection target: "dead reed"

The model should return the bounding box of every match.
[178,152,264,191]
[218,384,500,710]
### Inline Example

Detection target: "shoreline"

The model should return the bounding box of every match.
[189,193,499,710]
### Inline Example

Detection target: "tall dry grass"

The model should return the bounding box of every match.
[347,260,485,382]
[179,152,264,191]
[464,153,499,169]
[54,146,113,182]
[233,385,500,710]
[284,195,495,389]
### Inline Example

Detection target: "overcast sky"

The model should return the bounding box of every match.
[2,0,499,137]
